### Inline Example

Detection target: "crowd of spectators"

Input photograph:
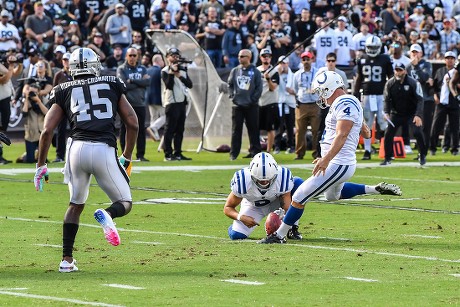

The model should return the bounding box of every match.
[1,0,459,73]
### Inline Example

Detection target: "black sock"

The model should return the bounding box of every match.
[105,201,126,219]
[63,223,79,258]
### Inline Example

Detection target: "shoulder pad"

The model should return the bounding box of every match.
[231,168,251,195]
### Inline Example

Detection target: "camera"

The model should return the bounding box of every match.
[28,91,37,98]
[177,57,192,71]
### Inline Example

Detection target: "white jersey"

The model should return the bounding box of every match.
[391,55,410,69]
[352,32,372,51]
[0,22,20,51]
[334,28,354,66]
[313,28,337,63]
[440,68,455,105]
[320,94,363,165]
[231,166,293,207]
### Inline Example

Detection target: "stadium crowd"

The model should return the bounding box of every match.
[0,0,459,164]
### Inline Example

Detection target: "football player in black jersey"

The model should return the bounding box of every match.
[34,48,139,272]
[353,36,394,160]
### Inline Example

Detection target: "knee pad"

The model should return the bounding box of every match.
[228,225,247,240]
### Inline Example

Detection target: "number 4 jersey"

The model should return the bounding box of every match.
[354,53,393,96]
[231,166,294,207]
[48,75,127,148]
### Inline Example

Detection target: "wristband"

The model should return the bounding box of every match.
[43,33,47,39]
[237,213,242,221]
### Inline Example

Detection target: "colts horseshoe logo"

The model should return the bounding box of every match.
[317,72,328,84]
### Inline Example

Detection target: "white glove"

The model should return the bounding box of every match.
[273,208,285,220]
[34,164,49,192]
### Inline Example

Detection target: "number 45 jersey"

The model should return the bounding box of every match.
[230,166,294,207]
[48,76,127,148]
[355,53,393,96]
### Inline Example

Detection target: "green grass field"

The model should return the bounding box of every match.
[0,141,459,306]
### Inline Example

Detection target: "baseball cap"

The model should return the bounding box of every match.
[337,16,347,22]
[278,55,289,63]
[179,20,188,25]
[410,44,422,53]
[341,4,349,9]
[115,3,125,8]
[394,63,405,70]
[410,30,419,36]
[260,48,272,56]
[300,51,313,59]
[94,32,103,37]
[1,9,9,17]
[28,47,39,56]
[181,0,190,3]
[444,51,456,58]
[166,47,181,56]
[63,52,71,60]
[54,45,66,54]
[34,1,43,8]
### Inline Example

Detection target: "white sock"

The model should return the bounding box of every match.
[364,138,371,152]
[276,222,292,238]
[364,185,378,194]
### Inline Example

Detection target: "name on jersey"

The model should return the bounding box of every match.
[59,76,118,90]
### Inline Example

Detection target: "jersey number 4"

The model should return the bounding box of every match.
[71,84,113,122]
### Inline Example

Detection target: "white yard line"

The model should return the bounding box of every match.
[9,216,460,264]
[220,279,265,285]
[449,274,460,278]
[343,277,378,282]
[0,290,125,307]
[403,234,442,239]
[132,241,164,245]
[102,284,145,290]
[33,244,61,248]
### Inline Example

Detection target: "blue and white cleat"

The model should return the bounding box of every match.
[94,209,120,246]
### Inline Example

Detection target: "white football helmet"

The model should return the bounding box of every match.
[249,152,278,191]
[312,71,345,109]
[365,35,382,57]
[69,47,101,78]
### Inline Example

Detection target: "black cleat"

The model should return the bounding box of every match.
[419,154,426,166]
[379,159,391,166]
[287,225,303,240]
[362,150,371,160]
[175,154,192,161]
[257,233,286,244]
[376,182,402,196]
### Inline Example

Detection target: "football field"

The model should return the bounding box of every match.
[0,144,459,306]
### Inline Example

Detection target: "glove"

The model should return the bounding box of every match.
[119,155,132,177]
[273,208,285,220]
[34,164,49,192]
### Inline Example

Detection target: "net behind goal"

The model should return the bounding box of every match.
[147,29,241,153]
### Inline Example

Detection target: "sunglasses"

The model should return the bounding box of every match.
[326,59,336,62]
[232,19,241,22]
[128,54,138,57]
[261,55,271,58]
[238,55,248,58]
[301,57,311,61]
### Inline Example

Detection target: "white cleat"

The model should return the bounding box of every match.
[376,182,402,196]
[94,209,120,246]
[59,259,78,273]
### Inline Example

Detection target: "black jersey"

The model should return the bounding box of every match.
[354,53,394,96]
[48,75,126,148]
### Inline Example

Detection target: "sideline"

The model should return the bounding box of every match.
[1,161,460,175]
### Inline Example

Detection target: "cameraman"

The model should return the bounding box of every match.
[20,82,49,163]
[161,47,193,161]
[0,52,22,164]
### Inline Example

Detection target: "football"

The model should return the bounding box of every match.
[265,212,282,235]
